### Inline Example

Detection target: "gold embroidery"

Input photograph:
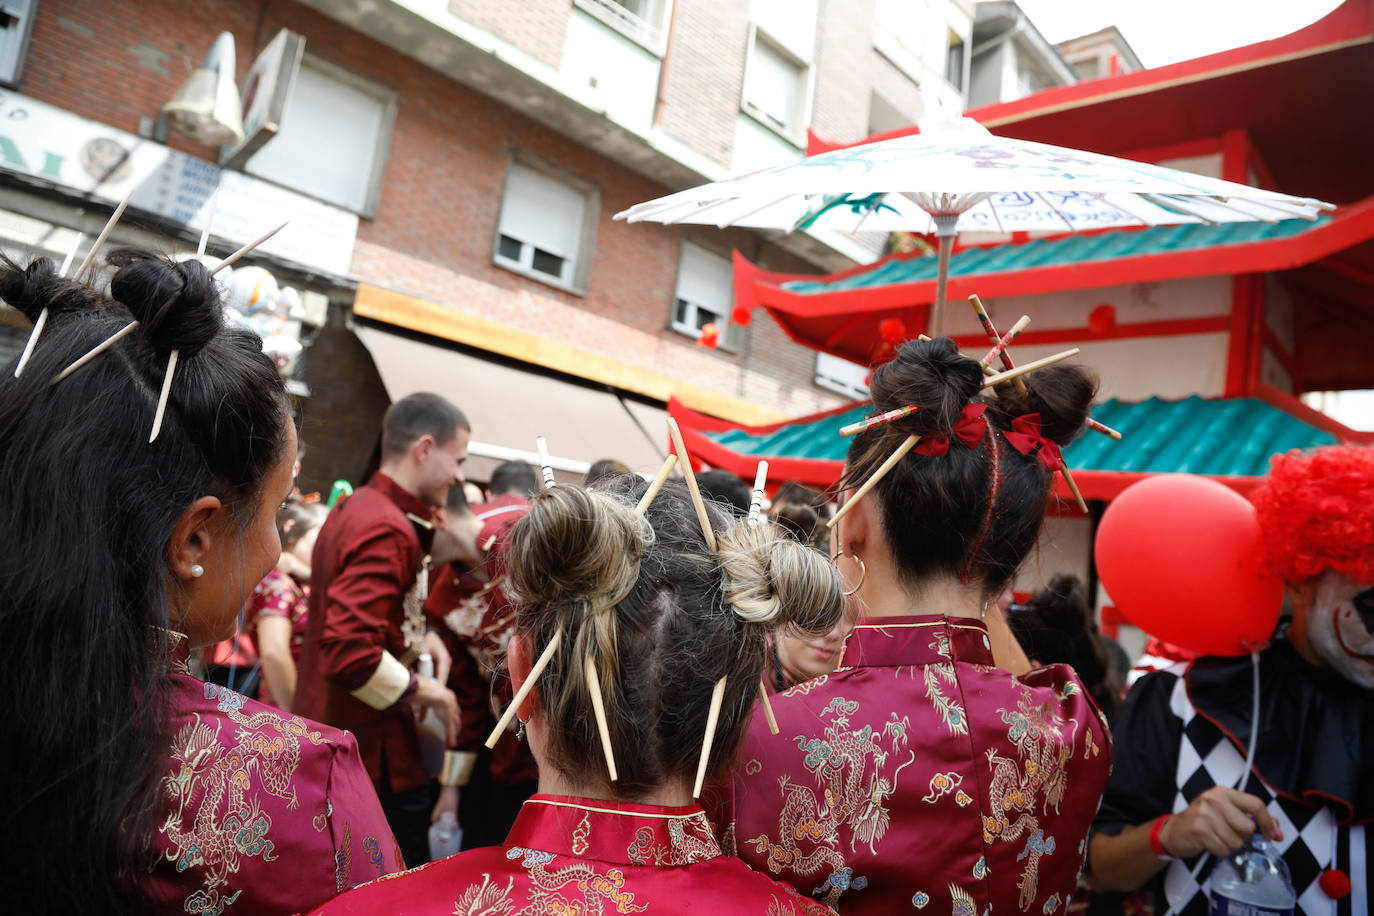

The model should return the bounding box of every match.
[453,872,516,915]
[572,813,592,856]
[160,687,330,915]
[400,563,429,651]
[506,848,648,913]
[950,883,977,916]
[921,772,963,804]
[625,816,720,866]
[982,693,1078,911]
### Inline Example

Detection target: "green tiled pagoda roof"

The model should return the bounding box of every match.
[781,218,1327,295]
[707,396,1338,477]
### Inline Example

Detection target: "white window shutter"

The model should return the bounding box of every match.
[499,163,586,259]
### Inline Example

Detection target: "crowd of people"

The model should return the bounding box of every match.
[1,243,1369,915]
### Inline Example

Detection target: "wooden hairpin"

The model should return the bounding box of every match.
[584,656,619,782]
[667,418,716,552]
[635,453,678,514]
[486,627,562,748]
[693,675,727,799]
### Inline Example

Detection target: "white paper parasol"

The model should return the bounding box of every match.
[615,114,1333,332]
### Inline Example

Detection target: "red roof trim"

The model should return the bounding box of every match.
[1254,383,1374,444]
[807,1,1374,154]
[745,194,1374,318]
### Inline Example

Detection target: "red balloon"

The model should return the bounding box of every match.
[1094,474,1283,656]
[731,304,753,327]
[1088,303,1116,334]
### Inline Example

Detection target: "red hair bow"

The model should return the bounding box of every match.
[914,404,988,456]
[1001,413,1064,470]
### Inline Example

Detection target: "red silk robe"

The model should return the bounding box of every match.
[294,473,436,793]
[732,615,1111,915]
[310,794,837,915]
[146,634,400,914]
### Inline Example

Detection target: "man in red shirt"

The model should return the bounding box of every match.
[294,392,468,867]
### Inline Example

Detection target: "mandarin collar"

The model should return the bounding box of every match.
[506,794,723,867]
[837,614,995,669]
[370,472,437,526]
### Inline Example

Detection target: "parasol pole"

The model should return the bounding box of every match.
[930,214,959,337]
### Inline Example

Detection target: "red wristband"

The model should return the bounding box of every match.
[1149,814,1172,857]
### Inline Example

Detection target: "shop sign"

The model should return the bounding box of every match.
[0,88,357,276]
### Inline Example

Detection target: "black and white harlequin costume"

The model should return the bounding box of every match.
[1092,634,1371,915]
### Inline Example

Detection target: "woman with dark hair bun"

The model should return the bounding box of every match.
[733,337,1113,914]
[313,479,845,915]
[1009,572,1121,721]
[0,248,398,914]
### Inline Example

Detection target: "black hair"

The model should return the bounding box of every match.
[695,469,752,516]
[1008,573,1117,718]
[508,477,844,798]
[489,460,538,497]
[445,476,472,513]
[771,480,828,543]
[0,249,289,911]
[380,391,468,459]
[841,336,1097,597]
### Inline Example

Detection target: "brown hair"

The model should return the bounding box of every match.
[506,478,844,798]
[841,336,1097,597]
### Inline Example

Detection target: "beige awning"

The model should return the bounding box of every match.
[357,325,668,485]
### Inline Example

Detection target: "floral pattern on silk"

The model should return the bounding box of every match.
[310,794,837,915]
[732,616,1111,915]
[146,634,400,914]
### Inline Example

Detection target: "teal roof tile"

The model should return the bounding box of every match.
[706,397,1337,477]
[781,217,1326,295]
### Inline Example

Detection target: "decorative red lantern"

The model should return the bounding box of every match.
[879,317,906,345]
[731,304,753,327]
[697,322,721,349]
[1089,303,1117,335]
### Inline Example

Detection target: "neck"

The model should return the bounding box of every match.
[378,458,422,499]
[855,561,985,621]
[530,722,696,807]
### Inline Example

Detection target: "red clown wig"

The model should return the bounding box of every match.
[1251,445,1374,585]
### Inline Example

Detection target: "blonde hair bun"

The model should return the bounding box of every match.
[716,522,844,634]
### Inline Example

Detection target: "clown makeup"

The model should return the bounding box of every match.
[1308,569,1374,689]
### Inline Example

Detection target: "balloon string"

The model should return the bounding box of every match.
[1164,650,1261,916]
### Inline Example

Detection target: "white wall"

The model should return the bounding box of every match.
[562,9,662,133]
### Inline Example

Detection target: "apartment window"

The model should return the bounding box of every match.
[0,0,39,87]
[245,54,396,216]
[946,34,966,92]
[574,0,670,50]
[742,29,809,140]
[671,243,740,351]
[815,352,870,399]
[494,160,598,293]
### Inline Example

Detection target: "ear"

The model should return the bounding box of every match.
[836,488,874,554]
[410,433,436,464]
[1285,580,1316,617]
[508,631,541,720]
[167,495,225,581]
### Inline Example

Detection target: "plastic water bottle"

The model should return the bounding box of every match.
[428,811,462,861]
[1208,832,1296,916]
[414,653,446,777]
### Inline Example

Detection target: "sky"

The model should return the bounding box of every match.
[1011,0,1345,67]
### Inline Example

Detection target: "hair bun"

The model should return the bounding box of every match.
[991,364,1098,446]
[506,485,653,614]
[868,337,983,436]
[106,249,224,357]
[0,255,99,324]
[1025,571,1091,632]
[717,522,844,634]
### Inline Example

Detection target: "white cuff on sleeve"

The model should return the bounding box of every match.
[350,651,411,710]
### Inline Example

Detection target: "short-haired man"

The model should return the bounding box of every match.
[295,392,469,867]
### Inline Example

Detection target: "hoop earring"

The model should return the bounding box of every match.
[832,546,867,597]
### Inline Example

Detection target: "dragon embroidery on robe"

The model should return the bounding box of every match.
[160,685,327,916]
[982,692,1078,911]
[747,695,915,908]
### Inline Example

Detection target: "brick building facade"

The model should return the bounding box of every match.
[1,0,973,487]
